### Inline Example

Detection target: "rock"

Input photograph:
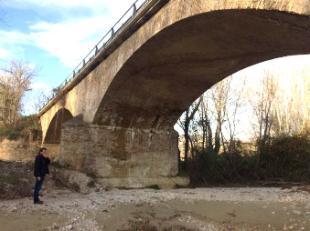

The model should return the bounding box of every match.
[52,223,59,230]
[10,207,17,213]
[292,210,301,215]
[52,168,96,194]
[97,176,189,189]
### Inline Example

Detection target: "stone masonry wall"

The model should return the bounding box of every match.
[0,139,40,161]
[58,120,181,188]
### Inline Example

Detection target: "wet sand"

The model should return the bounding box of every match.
[0,211,68,231]
[96,200,310,230]
[0,187,309,231]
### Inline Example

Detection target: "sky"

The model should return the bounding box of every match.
[0,0,309,121]
[0,0,135,113]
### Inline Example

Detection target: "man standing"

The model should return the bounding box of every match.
[33,147,50,204]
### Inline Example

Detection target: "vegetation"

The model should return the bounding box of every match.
[178,71,310,186]
[0,115,41,140]
[0,60,41,141]
[188,134,310,186]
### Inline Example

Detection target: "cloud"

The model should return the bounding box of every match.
[7,0,106,8]
[0,47,12,59]
[29,15,116,67]
[0,30,31,62]
[0,30,30,45]
[9,0,129,21]
[1,0,135,67]
[7,0,133,8]
[31,81,51,91]
[23,80,52,115]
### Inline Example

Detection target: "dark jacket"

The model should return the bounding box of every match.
[34,154,50,177]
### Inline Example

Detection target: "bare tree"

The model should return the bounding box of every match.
[197,95,213,152]
[223,78,246,153]
[250,71,278,157]
[177,97,202,166]
[189,77,236,155]
[272,73,309,136]
[33,92,50,113]
[210,79,230,154]
[178,69,308,164]
[0,60,35,127]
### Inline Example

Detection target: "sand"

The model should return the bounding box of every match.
[0,187,309,230]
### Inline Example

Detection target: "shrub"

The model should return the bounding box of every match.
[187,134,310,186]
[259,134,310,181]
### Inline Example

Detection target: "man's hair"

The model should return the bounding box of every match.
[38,147,47,155]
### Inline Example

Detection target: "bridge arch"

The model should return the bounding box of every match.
[44,108,74,144]
[39,0,310,188]
[93,8,310,129]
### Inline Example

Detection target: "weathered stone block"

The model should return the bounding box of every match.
[58,122,181,188]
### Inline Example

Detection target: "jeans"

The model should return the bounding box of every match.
[33,176,44,203]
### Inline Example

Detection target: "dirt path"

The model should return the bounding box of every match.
[0,187,309,231]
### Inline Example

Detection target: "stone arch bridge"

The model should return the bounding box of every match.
[39,0,310,188]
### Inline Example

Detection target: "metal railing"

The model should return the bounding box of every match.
[40,0,152,112]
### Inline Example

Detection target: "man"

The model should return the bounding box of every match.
[33,147,50,204]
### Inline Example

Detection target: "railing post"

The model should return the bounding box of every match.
[73,70,76,77]
[111,27,115,36]
[133,3,137,14]
[83,59,86,67]
[95,45,99,55]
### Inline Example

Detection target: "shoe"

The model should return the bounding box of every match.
[34,201,44,204]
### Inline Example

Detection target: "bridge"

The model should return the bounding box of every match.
[38,0,310,188]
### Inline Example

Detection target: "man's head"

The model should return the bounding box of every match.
[39,147,47,156]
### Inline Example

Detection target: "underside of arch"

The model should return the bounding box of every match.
[93,9,310,130]
[44,108,73,144]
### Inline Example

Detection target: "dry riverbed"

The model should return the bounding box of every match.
[0,187,309,231]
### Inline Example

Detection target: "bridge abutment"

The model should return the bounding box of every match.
[57,119,188,188]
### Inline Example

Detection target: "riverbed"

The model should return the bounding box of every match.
[0,187,309,230]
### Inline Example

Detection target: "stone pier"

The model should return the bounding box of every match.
[58,119,188,188]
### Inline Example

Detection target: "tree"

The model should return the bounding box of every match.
[223,77,246,153]
[177,97,202,166]
[272,73,309,136]
[33,92,50,112]
[179,76,243,157]
[197,94,213,152]
[0,60,35,127]
[210,79,230,154]
[193,78,233,154]
[249,71,278,158]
